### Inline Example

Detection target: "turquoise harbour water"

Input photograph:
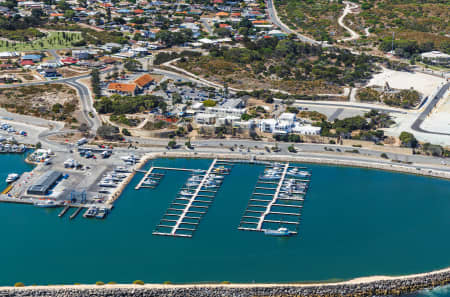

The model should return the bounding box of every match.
[0,156,449,288]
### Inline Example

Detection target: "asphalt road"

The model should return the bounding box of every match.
[266,0,319,45]
[411,82,450,136]
[65,79,101,133]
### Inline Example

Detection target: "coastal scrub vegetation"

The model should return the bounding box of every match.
[352,0,450,55]
[177,37,380,94]
[97,125,123,141]
[94,94,167,115]
[357,87,421,108]
[275,0,345,42]
[318,109,393,142]
[0,84,78,122]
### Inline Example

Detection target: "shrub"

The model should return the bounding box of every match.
[122,128,131,136]
[96,281,104,286]
[163,281,172,285]
[107,281,117,285]
[133,280,145,285]
[14,282,24,287]
[380,153,389,159]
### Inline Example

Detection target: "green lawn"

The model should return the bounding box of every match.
[0,31,83,52]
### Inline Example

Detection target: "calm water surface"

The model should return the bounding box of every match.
[0,157,448,285]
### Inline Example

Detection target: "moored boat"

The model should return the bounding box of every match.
[264,227,294,237]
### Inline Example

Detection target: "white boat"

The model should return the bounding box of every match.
[5,173,19,183]
[260,173,281,180]
[33,200,60,208]
[186,181,200,187]
[180,190,194,196]
[96,207,108,219]
[287,168,310,177]
[98,180,117,187]
[209,174,224,180]
[188,175,203,182]
[143,179,158,186]
[264,227,294,237]
[121,155,140,163]
[114,166,131,173]
[84,206,98,218]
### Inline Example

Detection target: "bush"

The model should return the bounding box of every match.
[163,281,172,285]
[133,280,145,285]
[202,99,217,107]
[14,282,25,287]
[167,140,177,149]
[221,281,231,284]
[96,281,104,286]
[122,128,131,136]
[107,281,117,285]
[288,145,297,153]
[380,153,389,159]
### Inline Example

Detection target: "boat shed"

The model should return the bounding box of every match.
[27,171,62,195]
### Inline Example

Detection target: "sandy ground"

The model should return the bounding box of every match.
[367,68,446,96]
[421,89,450,134]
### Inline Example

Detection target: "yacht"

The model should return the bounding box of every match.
[96,207,108,219]
[264,227,294,237]
[260,172,281,180]
[180,190,194,196]
[188,175,203,182]
[84,206,98,218]
[5,173,19,183]
[98,180,117,187]
[143,179,158,186]
[186,181,200,187]
[114,166,131,173]
[33,200,60,208]
[287,168,310,177]
[209,174,224,180]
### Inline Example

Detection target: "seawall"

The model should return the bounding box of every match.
[3,268,449,296]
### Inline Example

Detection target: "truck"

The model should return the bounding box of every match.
[77,138,88,146]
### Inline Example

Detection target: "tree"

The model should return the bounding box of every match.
[167,140,176,149]
[399,131,418,148]
[124,59,142,72]
[91,69,101,98]
[97,125,122,141]
[122,128,131,136]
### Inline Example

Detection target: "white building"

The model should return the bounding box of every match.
[206,106,245,117]
[421,51,450,65]
[195,113,216,125]
[259,113,321,135]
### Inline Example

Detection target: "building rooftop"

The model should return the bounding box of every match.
[108,83,137,93]
[134,74,154,88]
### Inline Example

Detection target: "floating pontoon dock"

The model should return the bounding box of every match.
[238,163,311,235]
[152,159,232,238]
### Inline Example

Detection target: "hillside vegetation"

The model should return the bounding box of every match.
[276,0,345,42]
[346,0,449,55]
[177,38,380,95]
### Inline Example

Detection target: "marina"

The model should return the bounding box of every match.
[0,156,448,285]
